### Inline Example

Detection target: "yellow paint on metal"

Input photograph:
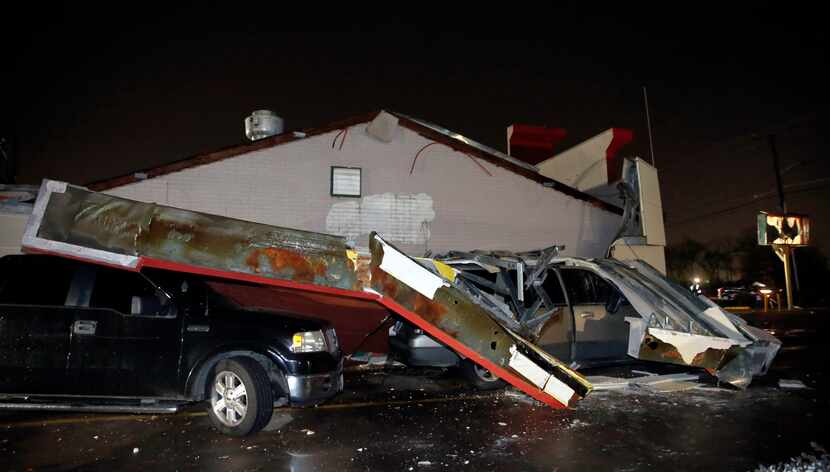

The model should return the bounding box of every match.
[431,260,457,282]
[346,249,359,269]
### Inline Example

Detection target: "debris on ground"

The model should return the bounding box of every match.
[778,379,810,390]
[631,370,658,376]
[587,372,702,392]
[754,443,830,472]
[503,388,542,405]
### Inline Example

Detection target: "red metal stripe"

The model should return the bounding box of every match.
[140,258,379,301]
[374,296,567,409]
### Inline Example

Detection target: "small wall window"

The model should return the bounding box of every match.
[331,166,362,197]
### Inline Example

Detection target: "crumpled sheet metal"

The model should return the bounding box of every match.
[23,180,592,409]
[370,233,591,408]
[24,180,360,291]
[563,257,780,388]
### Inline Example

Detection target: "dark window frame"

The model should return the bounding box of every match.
[87,265,176,319]
[330,166,362,197]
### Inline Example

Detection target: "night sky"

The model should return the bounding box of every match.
[3,4,827,251]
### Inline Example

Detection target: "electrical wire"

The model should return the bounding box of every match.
[667,178,830,227]
[331,128,348,150]
[409,142,442,174]
[409,141,492,176]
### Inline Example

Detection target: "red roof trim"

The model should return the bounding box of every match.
[605,128,634,184]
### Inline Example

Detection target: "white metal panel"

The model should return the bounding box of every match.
[610,241,667,275]
[636,159,666,246]
[536,129,613,192]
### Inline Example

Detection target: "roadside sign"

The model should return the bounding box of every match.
[757,212,810,246]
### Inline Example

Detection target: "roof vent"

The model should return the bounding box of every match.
[244,110,284,141]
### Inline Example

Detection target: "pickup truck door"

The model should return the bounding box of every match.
[0,256,76,394]
[67,265,182,398]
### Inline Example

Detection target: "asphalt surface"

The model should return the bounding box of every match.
[1,309,828,471]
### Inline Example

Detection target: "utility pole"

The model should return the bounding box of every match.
[769,134,793,310]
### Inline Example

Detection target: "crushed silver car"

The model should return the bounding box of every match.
[393,248,780,389]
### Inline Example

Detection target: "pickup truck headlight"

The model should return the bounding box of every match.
[291,330,327,353]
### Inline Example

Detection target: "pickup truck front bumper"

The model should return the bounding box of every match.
[285,361,343,406]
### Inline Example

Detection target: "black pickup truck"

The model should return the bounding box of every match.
[0,254,343,436]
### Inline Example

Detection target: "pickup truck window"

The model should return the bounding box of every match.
[89,265,173,317]
[0,256,75,306]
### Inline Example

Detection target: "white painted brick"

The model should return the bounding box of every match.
[107,123,621,257]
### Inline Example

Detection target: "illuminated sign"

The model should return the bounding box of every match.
[757,212,810,246]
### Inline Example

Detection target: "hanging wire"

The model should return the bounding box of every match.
[409,141,492,176]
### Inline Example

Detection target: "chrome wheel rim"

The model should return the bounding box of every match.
[211,371,248,427]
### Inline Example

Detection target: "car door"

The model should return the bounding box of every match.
[534,270,575,361]
[67,265,183,398]
[560,268,630,361]
[0,255,76,394]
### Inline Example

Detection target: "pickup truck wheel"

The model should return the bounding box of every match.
[207,357,274,436]
[460,360,506,391]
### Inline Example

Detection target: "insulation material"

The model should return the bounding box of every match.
[326,193,435,246]
[647,328,743,365]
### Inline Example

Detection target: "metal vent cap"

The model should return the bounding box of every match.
[245,110,284,141]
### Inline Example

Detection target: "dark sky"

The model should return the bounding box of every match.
[3,4,827,250]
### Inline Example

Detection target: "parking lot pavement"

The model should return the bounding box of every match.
[1,310,827,471]
[1,360,828,472]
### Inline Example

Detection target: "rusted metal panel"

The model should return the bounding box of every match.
[25,181,361,291]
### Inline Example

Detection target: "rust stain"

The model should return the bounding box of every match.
[261,247,318,283]
[640,336,685,364]
[413,294,448,325]
[691,348,728,368]
[245,250,261,272]
[639,336,726,369]
[315,260,328,277]
[246,247,333,284]
[371,265,399,299]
